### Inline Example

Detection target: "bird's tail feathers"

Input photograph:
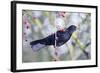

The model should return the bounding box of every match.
[30,40,45,52]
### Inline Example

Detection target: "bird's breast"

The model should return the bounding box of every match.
[56,31,72,46]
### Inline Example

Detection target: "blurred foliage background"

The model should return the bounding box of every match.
[22,10,91,62]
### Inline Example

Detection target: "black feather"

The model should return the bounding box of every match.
[30,25,76,51]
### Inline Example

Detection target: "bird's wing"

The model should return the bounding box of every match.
[30,34,55,52]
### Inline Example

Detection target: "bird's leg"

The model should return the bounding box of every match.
[52,46,60,61]
[52,53,60,61]
[49,46,60,61]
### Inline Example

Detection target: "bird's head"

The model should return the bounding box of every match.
[66,25,77,34]
[68,25,76,31]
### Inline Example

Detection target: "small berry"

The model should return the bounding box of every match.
[24,32,26,35]
[26,26,29,29]
[25,39,28,42]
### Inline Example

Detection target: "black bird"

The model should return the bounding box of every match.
[30,25,76,51]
